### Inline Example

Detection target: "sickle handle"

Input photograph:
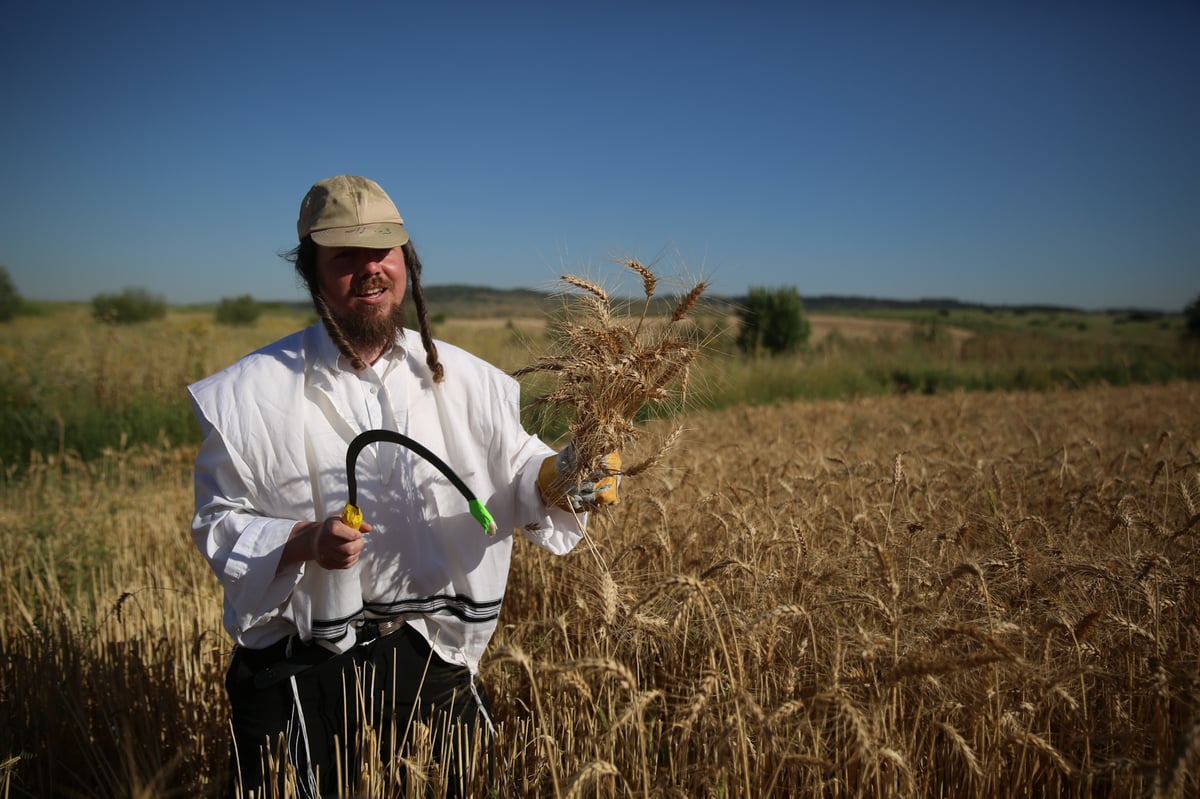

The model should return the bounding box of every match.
[344,429,497,536]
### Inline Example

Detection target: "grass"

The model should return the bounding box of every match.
[3,303,1195,469]
[0,308,301,470]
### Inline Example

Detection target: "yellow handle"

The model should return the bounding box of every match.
[341,503,363,530]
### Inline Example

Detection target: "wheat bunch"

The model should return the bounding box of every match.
[514,258,708,487]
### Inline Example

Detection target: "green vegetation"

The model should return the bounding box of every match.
[0,309,300,471]
[735,286,810,355]
[840,304,1182,342]
[214,294,262,326]
[0,266,20,322]
[91,287,168,324]
[702,307,1199,407]
[1185,293,1200,339]
[1,299,1197,471]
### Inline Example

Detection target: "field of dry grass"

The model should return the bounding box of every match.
[3,377,1198,797]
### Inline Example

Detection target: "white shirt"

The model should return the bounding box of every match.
[188,324,584,671]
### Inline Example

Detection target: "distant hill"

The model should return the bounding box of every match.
[402,286,1091,317]
[417,284,554,318]
[262,286,1163,318]
[797,294,1081,314]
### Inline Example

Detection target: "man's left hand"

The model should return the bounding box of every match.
[538,445,621,512]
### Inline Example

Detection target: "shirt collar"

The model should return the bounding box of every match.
[307,322,408,387]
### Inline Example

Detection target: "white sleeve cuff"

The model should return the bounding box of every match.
[223,516,304,630]
[516,456,585,554]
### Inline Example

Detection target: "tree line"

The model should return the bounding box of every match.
[3,266,1200,343]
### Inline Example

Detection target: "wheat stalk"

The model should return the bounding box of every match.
[600,570,621,626]
[678,667,721,735]
[622,426,684,478]
[1155,714,1200,799]
[559,275,609,303]
[935,720,983,778]
[1001,714,1075,776]
[562,656,638,692]
[623,258,657,299]
[671,281,708,323]
[514,260,708,489]
[564,759,620,799]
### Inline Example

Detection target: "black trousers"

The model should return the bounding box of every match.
[225,623,492,798]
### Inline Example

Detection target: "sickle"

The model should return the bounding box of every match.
[339,429,497,536]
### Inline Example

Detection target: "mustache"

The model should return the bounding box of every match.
[355,276,393,294]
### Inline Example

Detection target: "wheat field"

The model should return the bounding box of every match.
[2,378,1198,797]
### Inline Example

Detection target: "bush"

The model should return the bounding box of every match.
[214,294,262,326]
[736,286,811,355]
[1185,294,1200,339]
[0,265,20,322]
[92,287,168,324]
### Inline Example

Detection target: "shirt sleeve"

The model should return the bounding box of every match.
[513,436,587,554]
[487,371,586,554]
[191,415,305,636]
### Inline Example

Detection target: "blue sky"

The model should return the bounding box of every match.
[2,2,1196,311]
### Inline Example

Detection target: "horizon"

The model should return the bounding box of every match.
[2,3,1197,313]
[27,283,1180,317]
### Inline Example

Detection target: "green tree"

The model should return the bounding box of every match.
[1185,293,1200,339]
[736,286,811,355]
[92,287,168,324]
[215,294,262,326]
[0,265,20,322]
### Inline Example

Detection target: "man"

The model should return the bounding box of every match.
[189,175,617,797]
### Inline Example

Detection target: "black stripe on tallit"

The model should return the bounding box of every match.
[310,607,364,640]
[364,593,503,624]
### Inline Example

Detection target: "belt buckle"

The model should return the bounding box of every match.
[359,616,406,644]
[376,617,406,638]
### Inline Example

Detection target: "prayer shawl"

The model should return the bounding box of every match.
[189,324,583,670]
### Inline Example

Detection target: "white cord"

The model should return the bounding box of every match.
[468,672,497,737]
[288,642,318,799]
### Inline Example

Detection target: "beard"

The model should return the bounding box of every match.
[317,274,408,361]
[336,300,407,357]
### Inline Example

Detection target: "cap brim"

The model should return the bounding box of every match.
[310,223,410,248]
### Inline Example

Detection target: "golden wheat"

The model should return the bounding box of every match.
[4,380,1200,797]
[513,261,708,490]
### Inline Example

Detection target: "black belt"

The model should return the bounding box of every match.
[245,619,411,689]
[359,616,409,641]
[248,637,343,689]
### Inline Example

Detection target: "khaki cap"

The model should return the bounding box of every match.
[297,175,410,248]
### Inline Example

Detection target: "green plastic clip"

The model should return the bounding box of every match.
[469,499,498,536]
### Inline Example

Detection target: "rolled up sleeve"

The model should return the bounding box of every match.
[192,416,304,636]
[513,442,586,554]
[490,377,585,554]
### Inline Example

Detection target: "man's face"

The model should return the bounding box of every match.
[314,244,408,358]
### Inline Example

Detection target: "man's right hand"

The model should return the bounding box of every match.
[280,515,372,571]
